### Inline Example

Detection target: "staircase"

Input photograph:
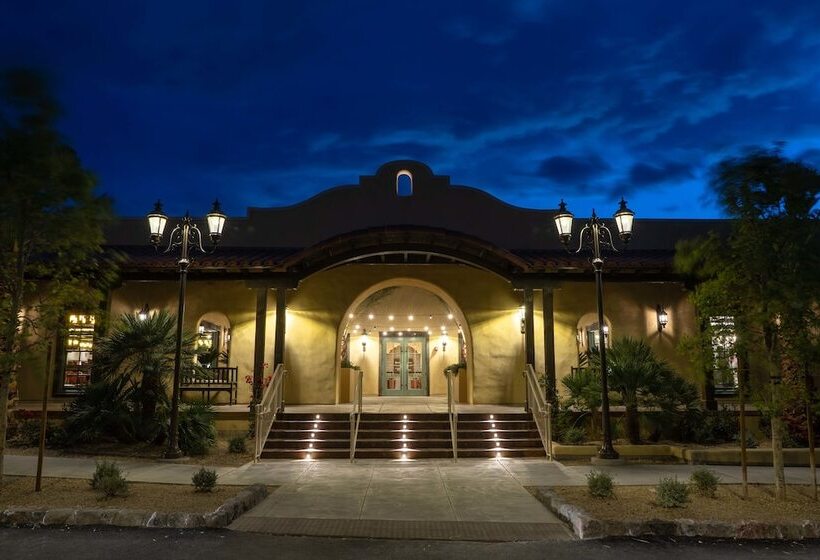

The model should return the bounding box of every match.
[260,412,546,460]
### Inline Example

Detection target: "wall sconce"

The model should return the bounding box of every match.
[656,305,669,332]
[441,335,447,354]
[137,303,150,321]
[519,306,526,334]
[360,329,368,354]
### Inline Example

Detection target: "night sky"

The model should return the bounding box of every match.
[2,1,819,218]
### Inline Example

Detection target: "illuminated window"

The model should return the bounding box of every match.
[396,171,413,196]
[585,322,610,355]
[710,316,738,395]
[59,313,96,392]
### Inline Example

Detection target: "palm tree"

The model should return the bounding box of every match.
[591,337,697,444]
[92,310,202,441]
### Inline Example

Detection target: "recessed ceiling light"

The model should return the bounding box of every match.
[447,313,454,320]
[355,324,360,330]
[368,313,374,320]
[348,313,354,319]
[388,314,394,321]
[408,314,414,321]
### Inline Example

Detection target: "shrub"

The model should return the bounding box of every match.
[178,402,217,455]
[586,470,614,499]
[689,468,720,498]
[91,460,128,497]
[228,436,247,453]
[192,467,218,492]
[561,426,587,444]
[656,477,689,508]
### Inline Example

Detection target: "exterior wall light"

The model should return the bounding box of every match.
[657,305,669,332]
[361,329,368,354]
[137,303,150,321]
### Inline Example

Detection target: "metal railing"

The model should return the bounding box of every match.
[524,363,553,460]
[254,363,286,463]
[349,368,364,462]
[445,369,458,461]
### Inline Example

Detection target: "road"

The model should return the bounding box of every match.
[1,528,818,559]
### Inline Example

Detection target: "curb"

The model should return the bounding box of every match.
[0,484,268,530]
[531,488,820,540]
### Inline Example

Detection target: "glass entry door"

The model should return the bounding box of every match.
[380,334,428,396]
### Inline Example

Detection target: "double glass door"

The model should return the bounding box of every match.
[380,334,428,396]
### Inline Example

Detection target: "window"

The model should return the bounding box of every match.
[195,319,230,368]
[710,316,738,395]
[396,171,413,196]
[585,322,609,355]
[58,313,96,393]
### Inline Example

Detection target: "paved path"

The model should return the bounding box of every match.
[5,454,817,540]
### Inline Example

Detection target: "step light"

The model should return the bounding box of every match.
[496,452,502,459]
[306,452,312,460]
[403,415,407,420]
[491,423,496,428]
[489,414,494,419]
[314,423,318,428]
[315,414,321,420]
[403,424,407,430]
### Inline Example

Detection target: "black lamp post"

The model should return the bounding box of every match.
[147,200,227,458]
[554,198,634,461]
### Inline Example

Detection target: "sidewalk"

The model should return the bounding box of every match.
[4,454,816,541]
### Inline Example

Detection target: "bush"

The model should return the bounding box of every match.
[561,426,587,444]
[689,468,720,498]
[192,467,218,492]
[228,436,247,453]
[656,477,689,508]
[91,461,128,497]
[586,470,614,499]
[178,402,216,456]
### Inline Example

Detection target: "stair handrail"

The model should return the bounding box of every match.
[445,368,458,462]
[524,363,553,460]
[254,363,286,463]
[349,367,364,462]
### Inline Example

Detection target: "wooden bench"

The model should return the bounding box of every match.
[180,366,238,405]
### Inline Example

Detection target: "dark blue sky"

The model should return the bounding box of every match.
[3,1,819,218]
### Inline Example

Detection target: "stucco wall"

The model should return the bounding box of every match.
[107,280,275,405]
[548,280,698,397]
[283,264,527,405]
[14,272,703,408]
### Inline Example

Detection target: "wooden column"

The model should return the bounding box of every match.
[542,287,557,404]
[524,288,535,366]
[273,288,287,367]
[252,287,268,399]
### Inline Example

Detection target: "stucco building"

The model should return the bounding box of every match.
[15,161,735,408]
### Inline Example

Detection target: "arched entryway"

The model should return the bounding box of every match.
[335,278,473,404]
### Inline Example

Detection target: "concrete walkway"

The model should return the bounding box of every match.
[5,454,817,540]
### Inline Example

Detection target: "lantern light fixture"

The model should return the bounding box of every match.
[137,303,150,322]
[147,201,168,246]
[657,305,669,332]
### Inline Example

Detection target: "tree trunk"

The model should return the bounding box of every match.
[625,403,640,444]
[771,415,786,500]
[738,354,750,498]
[0,370,9,489]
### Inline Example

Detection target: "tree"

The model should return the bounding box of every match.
[87,310,203,442]
[675,147,820,500]
[0,69,114,486]
[590,337,698,444]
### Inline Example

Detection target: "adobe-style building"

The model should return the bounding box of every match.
[15,161,737,420]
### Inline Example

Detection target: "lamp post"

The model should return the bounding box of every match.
[554,198,634,461]
[146,200,227,458]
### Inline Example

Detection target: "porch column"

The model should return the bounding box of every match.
[273,287,287,367]
[542,287,557,404]
[252,287,268,401]
[524,288,535,366]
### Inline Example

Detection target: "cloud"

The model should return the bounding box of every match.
[538,154,611,184]
[628,162,693,186]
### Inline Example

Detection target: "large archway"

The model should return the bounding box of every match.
[335,278,474,404]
